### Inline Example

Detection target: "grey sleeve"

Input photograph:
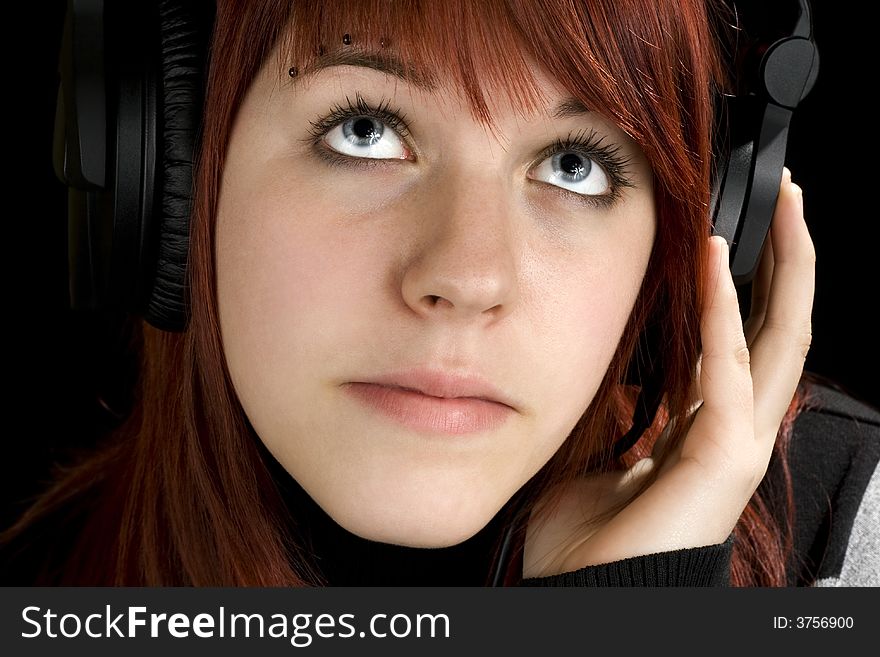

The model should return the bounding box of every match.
[813,459,880,587]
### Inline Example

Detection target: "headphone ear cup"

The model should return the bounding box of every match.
[55,0,214,331]
[144,0,215,331]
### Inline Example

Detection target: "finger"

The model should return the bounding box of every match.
[743,174,779,346]
[682,235,754,465]
[748,173,815,439]
[744,167,790,345]
[743,239,773,346]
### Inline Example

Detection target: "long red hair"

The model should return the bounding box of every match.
[4,0,804,586]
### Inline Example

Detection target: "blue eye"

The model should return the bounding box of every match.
[306,92,414,164]
[524,129,637,209]
[323,116,410,160]
[306,95,635,209]
[529,151,611,197]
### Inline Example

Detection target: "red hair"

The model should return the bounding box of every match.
[4,0,804,586]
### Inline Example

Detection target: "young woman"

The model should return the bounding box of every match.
[2,0,878,586]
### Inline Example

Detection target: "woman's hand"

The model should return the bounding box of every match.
[523,168,814,578]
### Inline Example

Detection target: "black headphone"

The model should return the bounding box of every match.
[52,0,819,585]
[54,0,215,332]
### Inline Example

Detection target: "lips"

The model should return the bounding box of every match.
[355,368,516,408]
[342,367,517,435]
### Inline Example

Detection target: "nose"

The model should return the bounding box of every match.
[400,168,520,324]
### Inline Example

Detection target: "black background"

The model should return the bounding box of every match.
[4,1,878,532]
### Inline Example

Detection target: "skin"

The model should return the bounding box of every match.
[216,48,815,575]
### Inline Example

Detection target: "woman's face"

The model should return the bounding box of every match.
[216,48,656,547]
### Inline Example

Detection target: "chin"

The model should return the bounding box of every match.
[324,487,505,549]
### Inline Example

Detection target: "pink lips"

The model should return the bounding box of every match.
[342,369,516,435]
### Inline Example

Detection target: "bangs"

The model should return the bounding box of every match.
[270,0,638,138]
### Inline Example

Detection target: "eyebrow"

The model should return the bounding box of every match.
[299,50,438,90]
[298,50,593,119]
[551,97,592,119]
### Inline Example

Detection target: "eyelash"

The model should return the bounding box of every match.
[303,93,636,210]
[304,92,411,169]
[537,130,636,210]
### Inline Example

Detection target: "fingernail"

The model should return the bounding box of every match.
[711,235,729,267]
[783,167,792,184]
[793,183,804,213]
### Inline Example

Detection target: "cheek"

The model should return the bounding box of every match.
[215,176,379,420]
[526,214,654,413]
